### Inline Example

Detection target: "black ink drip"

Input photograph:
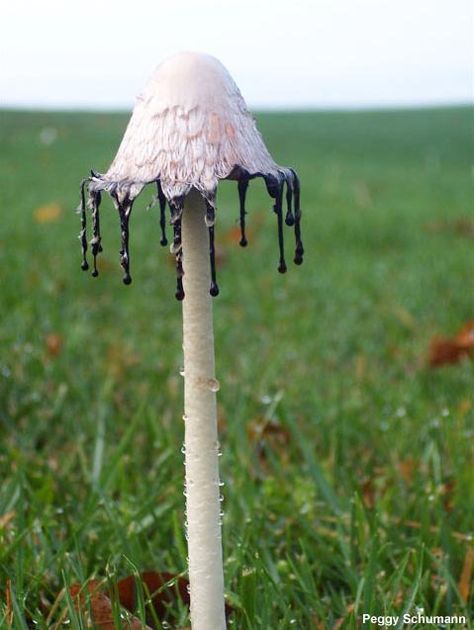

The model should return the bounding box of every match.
[170,199,185,300]
[79,178,89,271]
[285,180,295,227]
[238,179,249,246]
[117,198,133,285]
[78,165,303,297]
[205,201,219,296]
[90,190,103,277]
[274,182,287,273]
[156,181,168,246]
[291,170,304,265]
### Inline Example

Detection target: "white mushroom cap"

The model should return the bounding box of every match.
[80,52,303,293]
[98,51,287,203]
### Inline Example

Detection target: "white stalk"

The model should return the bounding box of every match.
[181,189,226,630]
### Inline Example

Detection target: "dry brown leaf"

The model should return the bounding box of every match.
[70,572,232,628]
[458,547,474,603]
[428,320,474,367]
[457,320,474,349]
[70,581,150,629]
[117,571,189,621]
[45,333,62,358]
[33,202,63,223]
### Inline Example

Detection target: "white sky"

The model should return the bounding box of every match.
[0,0,472,110]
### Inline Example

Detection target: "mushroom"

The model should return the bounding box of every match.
[78,51,304,630]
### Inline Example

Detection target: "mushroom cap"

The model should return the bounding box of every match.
[92,52,289,204]
[80,52,303,295]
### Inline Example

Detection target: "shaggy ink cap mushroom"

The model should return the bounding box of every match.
[79,52,304,297]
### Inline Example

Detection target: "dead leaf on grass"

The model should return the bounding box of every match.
[45,333,62,358]
[70,581,148,629]
[116,571,190,621]
[69,571,233,628]
[428,320,474,367]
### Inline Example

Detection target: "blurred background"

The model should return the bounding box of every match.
[0,1,473,627]
[1,0,472,110]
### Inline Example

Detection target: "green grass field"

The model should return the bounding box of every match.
[0,106,473,628]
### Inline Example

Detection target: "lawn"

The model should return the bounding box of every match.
[0,106,473,628]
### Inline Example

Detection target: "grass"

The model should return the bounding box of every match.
[0,106,473,628]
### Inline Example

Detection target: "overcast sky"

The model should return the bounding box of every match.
[1,0,472,110]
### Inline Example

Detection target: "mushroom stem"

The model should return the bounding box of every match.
[181,189,226,630]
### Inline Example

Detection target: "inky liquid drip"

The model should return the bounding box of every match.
[208,224,219,297]
[291,170,304,265]
[79,178,89,271]
[173,220,184,300]
[157,181,168,246]
[171,199,185,300]
[238,180,249,246]
[285,180,295,226]
[90,190,103,277]
[117,199,133,284]
[78,167,304,297]
[274,182,287,274]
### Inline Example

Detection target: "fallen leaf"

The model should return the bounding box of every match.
[428,321,474,367]
[70,572,233,628]
[70,581,150,630]
[457,320,474,349]
[45,333,62,358]
[458,547,474,603]
[33,202,63,223]
[117,571,189,621]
